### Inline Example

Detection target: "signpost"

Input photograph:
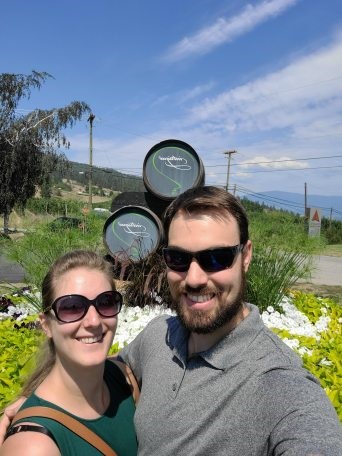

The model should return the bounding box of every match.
[307,207,322,237]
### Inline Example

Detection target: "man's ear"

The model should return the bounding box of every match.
[39,313,52,338]
[242,240,252,273]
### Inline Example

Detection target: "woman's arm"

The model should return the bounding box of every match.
[0,426,60,456]
[0,397,26,445]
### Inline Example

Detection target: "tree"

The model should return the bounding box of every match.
[0,71,91,233]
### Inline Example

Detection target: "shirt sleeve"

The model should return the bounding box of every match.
[264,368,342,455]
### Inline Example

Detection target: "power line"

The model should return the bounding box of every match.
[235,186,305,211]
[234,185,342,217]
[234,155,342,167]
[231,164,342,174]
[205,154,342,168]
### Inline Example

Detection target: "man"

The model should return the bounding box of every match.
[1,186,341,454]
[118,185,342,455]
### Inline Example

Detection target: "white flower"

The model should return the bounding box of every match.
[298,346,313,356]
[282,338,300,349]
[315,316,331,333]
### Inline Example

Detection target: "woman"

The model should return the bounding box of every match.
[0,250,138,455]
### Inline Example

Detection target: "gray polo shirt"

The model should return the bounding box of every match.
[120,303,342,455]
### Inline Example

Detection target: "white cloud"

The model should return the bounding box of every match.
[181,82,216,102]
[238,155,308,169]
[187,37,342,137]
[164,0,298,62]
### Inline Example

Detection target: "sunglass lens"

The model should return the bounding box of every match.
[56,296,85,322]
[163,249,190,272]
[97,292,121,317]
[200,249,235,271]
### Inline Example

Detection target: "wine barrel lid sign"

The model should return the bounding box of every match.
[103,206,164,262]
[143,139,205,200]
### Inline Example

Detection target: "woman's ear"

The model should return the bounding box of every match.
[242,240,252,273]
[39,313,52,338]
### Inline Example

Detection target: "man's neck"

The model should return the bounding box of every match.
[188,304,249,357]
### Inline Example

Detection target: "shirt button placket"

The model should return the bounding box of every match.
[171,381,179,397]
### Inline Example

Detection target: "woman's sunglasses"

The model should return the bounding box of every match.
[162,244,245,273]
[48,290,123,323]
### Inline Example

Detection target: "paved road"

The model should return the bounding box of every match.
[0,255,26,283]
[0,253,341,286]
[305,255,342,287]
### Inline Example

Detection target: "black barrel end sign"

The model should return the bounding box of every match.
[103,206,164,262]
[143,139,205,200]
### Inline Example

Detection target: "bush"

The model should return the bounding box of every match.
[112,250,171,308]
[3,215,106,289]
[246,246,310,312]
[25,197,84,216]
[270,292,342,419]
[0,317,44,409]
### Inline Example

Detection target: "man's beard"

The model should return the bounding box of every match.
[170,266,246,334]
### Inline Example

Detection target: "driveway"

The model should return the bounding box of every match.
[305,255,342,287]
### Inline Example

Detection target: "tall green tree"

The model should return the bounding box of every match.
[0,71,91,232]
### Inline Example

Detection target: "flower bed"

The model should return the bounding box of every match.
[0,289,341,420]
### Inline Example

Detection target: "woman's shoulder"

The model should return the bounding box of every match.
[1,424,60,456]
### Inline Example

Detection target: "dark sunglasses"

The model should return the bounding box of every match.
[48,290,123,323]
[162,244,245,273]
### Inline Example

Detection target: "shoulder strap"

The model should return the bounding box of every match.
[12,406,117,456]
[110,359,140,404]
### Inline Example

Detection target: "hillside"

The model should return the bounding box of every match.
[54,162,342,221]
[53,179,114,204]
[52,161,144,194]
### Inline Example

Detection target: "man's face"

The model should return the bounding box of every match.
[166,211,252,334]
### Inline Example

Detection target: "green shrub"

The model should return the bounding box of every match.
[272,291,342,420]
[3,215,106,289]
[25,197,84,216]
[246,246,310,312]
[248,210,325,254]
[0,317,44,410]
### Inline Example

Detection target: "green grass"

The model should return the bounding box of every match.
[323,244,342,257]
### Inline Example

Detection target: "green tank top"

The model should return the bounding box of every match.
[16,360,138,455]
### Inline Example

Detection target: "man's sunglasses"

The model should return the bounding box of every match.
[48,290,123,323]
[162,244,245,273]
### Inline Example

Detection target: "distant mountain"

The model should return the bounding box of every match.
[243,191,342,221]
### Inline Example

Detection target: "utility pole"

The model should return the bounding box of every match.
[304,182,308,219]
[224,150,237,192]
[88,113,95,209]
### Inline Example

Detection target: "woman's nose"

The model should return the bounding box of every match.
[82,304,101,327]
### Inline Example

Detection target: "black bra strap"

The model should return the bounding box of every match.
[5,423,58,445]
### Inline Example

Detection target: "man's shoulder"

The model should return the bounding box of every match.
[143,312,177,332]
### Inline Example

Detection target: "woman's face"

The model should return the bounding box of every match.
[40,267,118,370]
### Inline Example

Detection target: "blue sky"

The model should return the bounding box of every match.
[2,0,342,198]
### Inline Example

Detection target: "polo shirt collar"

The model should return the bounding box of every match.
[167,304,264,370]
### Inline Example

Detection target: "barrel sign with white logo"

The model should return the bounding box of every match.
[143,139,205,200]
[103,206,164,262]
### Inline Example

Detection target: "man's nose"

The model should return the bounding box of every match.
[184,259,208,288]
